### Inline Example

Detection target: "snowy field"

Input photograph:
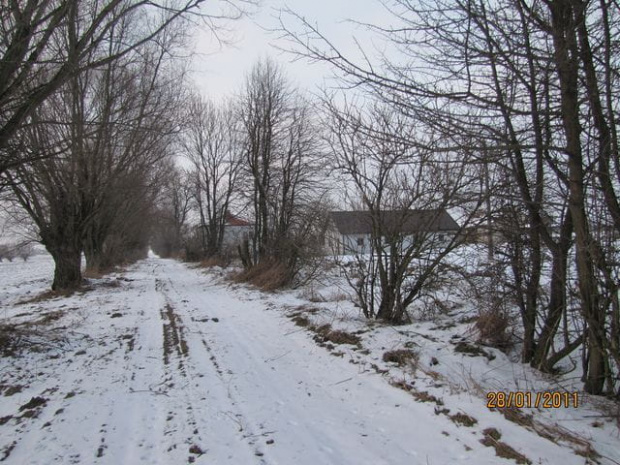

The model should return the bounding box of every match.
[0,253,618,464]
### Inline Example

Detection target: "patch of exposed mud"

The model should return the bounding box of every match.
[161,304,188,366]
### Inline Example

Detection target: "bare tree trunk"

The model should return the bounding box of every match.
[549,0,606,394]
[48,242,82,291]
[84,222,110,273]
[531,212,573,371]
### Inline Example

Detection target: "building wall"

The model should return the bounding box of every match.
[340,234,370,255]
[222,225,252,249]
[333,232,455,256]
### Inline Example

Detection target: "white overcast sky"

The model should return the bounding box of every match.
[190,0,394,100]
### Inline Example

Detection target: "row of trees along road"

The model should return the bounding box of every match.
[0,0,255,290]
[156,59,329,287]
[280,0,620,395]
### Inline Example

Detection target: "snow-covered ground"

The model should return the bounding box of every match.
[0,254,618,464]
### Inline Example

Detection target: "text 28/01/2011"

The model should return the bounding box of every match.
[486,391,579,409]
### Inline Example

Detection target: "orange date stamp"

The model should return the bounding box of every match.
[486,391,579,409]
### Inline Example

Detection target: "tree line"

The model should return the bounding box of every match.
[152,59,330,288]
[0,2,328,293]
[0,0,254,289]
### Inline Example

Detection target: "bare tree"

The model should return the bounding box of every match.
[79,38,184,273]
[151,165,194,259]
[326,100,481,323]
[238,59,289,265]
[182,96,242,259]
[237,58,326,283]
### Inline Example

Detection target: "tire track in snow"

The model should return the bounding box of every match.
[154,274,268,464]
[154,278,201,452]
[197,335,273,463]
[159,269,345,464]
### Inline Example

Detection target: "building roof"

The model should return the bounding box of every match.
[225,211,252,227]
[330,209,459,235]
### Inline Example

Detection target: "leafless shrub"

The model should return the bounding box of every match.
[16,243,34,262]
[0,244,14,262]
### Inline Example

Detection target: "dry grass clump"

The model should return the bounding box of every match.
[0,385,23,397]
[298,286,325,303]
[314,323,332,336]
[233,261,291,291]
[412,391,443,405]
[382,349,419,367]
[19,396,47,412]
[390,380,446,407]
[307,323,361,346]
[491,407,600,461]
[82,268,105,279]
[573,442,601,461]
[17,289,74,304]
[390,379,415,393]
[323,329,361,345]
[0,327,17,357]
[496,406,534,428]
[286,305,320,328]
[449,412,478,427]
[327,290,350,302]
[453,341,496,361]
[290,314,310,327]
[480,428,531,464]
[474,309,512,350]
[198,256,229,268]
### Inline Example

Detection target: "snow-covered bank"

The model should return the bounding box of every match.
[0,255,617,464]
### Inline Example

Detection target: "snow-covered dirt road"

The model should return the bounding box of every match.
[0,255,607,464]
